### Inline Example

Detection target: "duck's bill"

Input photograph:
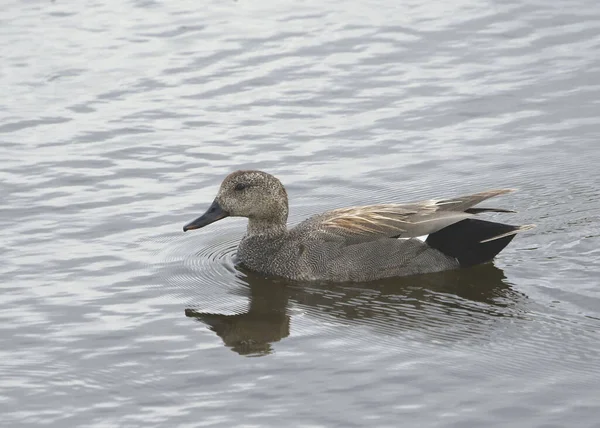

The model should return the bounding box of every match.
[183,200,229,232]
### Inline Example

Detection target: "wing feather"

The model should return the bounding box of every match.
[300,189,516,244]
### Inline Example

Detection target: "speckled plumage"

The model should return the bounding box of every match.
[183,170,534,282]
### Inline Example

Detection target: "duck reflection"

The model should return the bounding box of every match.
[185,264,525,356]
[185,281,290,356]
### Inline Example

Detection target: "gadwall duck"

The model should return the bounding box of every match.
[183,170,534,282]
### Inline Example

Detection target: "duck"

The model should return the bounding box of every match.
[183,170,534,282]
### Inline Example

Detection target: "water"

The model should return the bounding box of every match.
[2,0,600,426]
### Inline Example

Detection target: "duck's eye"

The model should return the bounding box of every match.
[234,183,249,191]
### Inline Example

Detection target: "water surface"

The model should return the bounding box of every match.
[2,0,600,426]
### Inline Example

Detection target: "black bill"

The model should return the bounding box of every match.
[183,200,229,232]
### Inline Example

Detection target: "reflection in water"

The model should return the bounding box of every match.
[185,264,526,356]
[185,282,290,356]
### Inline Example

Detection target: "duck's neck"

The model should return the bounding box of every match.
[246,216,288,237]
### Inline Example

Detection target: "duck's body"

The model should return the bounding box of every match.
[237,229,459,282]
[184,171,533,282]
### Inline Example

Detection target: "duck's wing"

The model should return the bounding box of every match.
[301,189,516,244]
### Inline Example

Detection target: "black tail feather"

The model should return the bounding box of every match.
[465,207,516,214]
[426,219,521,268]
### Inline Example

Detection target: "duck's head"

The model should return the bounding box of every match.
[183,170,289,232]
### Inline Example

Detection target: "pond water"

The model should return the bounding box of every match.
[2,0,600,426]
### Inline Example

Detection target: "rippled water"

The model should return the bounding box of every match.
[2,0,600,426]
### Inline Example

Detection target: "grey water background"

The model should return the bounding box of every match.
[2,0,600,426]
